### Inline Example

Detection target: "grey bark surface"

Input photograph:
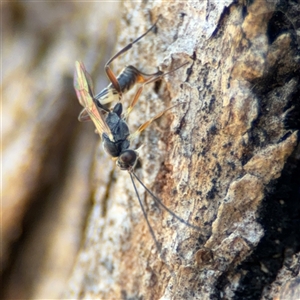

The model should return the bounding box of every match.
[63,1,300,300]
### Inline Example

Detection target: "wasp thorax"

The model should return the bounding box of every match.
[117,150,137,171]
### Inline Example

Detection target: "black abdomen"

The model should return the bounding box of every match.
[117,65,141,93]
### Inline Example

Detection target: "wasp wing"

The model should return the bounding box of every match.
[74,61,113,139]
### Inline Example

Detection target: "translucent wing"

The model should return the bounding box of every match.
[74,61,113,140]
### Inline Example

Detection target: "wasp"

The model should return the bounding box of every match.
[74,60,200,255]
[79,18,168,122]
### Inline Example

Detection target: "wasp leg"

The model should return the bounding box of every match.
[130,67,163,79]
[125,62,189,117]
[129,104,179,141]
[104,18,160,94]
[78,108,91,122]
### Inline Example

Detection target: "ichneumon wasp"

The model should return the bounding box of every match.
[74,19,201,256]
[74,59,201,256]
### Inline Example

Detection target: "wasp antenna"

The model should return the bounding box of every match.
[129,173,162,254]
[132,172,202,231]
[130,172,178,284]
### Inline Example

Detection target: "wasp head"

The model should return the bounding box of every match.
[117,149,138,171]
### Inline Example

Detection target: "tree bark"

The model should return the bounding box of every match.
[64,1,300,299]
[3,1,299,299]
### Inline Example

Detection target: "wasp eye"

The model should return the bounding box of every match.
[118,150,137,170]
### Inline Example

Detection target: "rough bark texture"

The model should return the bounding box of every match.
[2,1,300,300]
[64,1,300,299]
